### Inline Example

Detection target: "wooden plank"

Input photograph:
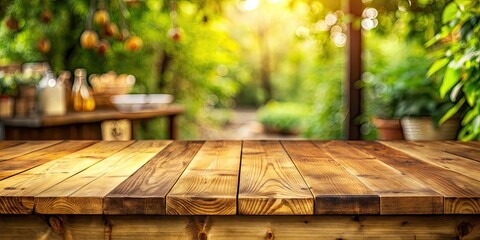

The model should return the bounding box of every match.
[0,141,133,214]
[238,140,313,215]
[0,141,96,180]
[4,215,478,240]
[350,141,480,214]
[382,141,480,180]
[0,141,24,150]
[35,141,171,214]
[282,141,379,214]
[166,141,242,215]
[321,141,443,215]
[0,141,62,160]
[460,141,480,148]
[104,141,204,215]
[421,141,480,163]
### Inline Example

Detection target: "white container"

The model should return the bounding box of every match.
[110,94,173,113]
[401,117,460,141]
[38,72,67,116]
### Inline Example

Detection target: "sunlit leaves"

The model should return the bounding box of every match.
[427,58,449,77]
[440,65,460,98]
[442,2,459,24]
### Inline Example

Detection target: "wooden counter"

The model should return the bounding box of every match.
[0,140,479,239]
[1,104,184,140]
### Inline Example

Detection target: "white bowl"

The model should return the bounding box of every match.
[110,94,174,112]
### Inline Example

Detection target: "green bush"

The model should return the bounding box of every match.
[257,101,310,135]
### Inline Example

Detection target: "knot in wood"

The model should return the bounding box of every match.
[265,228,274,240]
[197,231,208,240]
[456,222,474,237]
[48,216,64,234]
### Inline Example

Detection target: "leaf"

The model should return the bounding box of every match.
[427,58,449,77]
[440,97,465,125]
[464,81,478,106]
[463,107,479,125]
[458,125,476,141]
[443,2,459,24]
[450,82,463,102]
[440,66,461,99]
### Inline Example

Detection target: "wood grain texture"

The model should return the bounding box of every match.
[382,141,480,180]
[0,141,132,214]
[282,141,379,214]
[0,141,23,150]
[238,141,313,215]
[321,141,443,215]
[104,141,204,215]
[422,141,480,163]
[0,141,96,180]
[4,215,479,240]
[166,141,241,215]
[351,141,480,214]
[35,141,171,214]
[0,141,62,160]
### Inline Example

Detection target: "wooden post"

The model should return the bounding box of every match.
[345,0,363,140]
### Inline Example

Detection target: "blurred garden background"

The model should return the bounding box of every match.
[0,0,479,140]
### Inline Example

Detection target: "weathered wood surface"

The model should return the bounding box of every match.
[238,141,314,215]
[0,141,61,160]
[0,141,132,214]
[0,140,479,215]
[166,141,241,215]
[322,141,443,214]
[350,141,480,214]
[1,215,479,240]
[104,141,204,214]
[0,141,96,180]
[35,141,171,214]
[282,141,379,214]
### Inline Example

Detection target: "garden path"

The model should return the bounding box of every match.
[199,109,304,140]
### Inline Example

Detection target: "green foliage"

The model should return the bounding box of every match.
[429,0,480,140]
[0,72,17,96]
[302,53,345,140]
[257,101,310,134]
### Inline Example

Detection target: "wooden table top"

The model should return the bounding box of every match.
[0,140,479,215]
[0,104,184,127]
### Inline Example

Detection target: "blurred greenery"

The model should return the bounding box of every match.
[0,0,459,140]
[427,0,480,140]
[257,101,310,134]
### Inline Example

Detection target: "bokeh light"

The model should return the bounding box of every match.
[237,0,259,11]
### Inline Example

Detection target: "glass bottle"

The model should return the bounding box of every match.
[71,68,95,111]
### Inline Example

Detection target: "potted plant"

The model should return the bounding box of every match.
[0,71,17,118]
[426,1,480,141]
[257,101,310,135]
[393,56,459,141]
[364,64,405,140]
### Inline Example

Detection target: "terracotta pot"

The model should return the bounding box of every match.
[372,117,404,140]
[401,117,460,141]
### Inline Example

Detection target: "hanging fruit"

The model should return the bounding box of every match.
[104,22,118,37]
[96,39,110,55]
[94,9,110,26]
[80,30,99,49]
[124,35,143,52]
[167,27,182,42]
[5,17,19,31]
[40,10,52,24]
[37,38,51,53]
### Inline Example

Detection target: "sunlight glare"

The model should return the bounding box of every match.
[237,0,259,11]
